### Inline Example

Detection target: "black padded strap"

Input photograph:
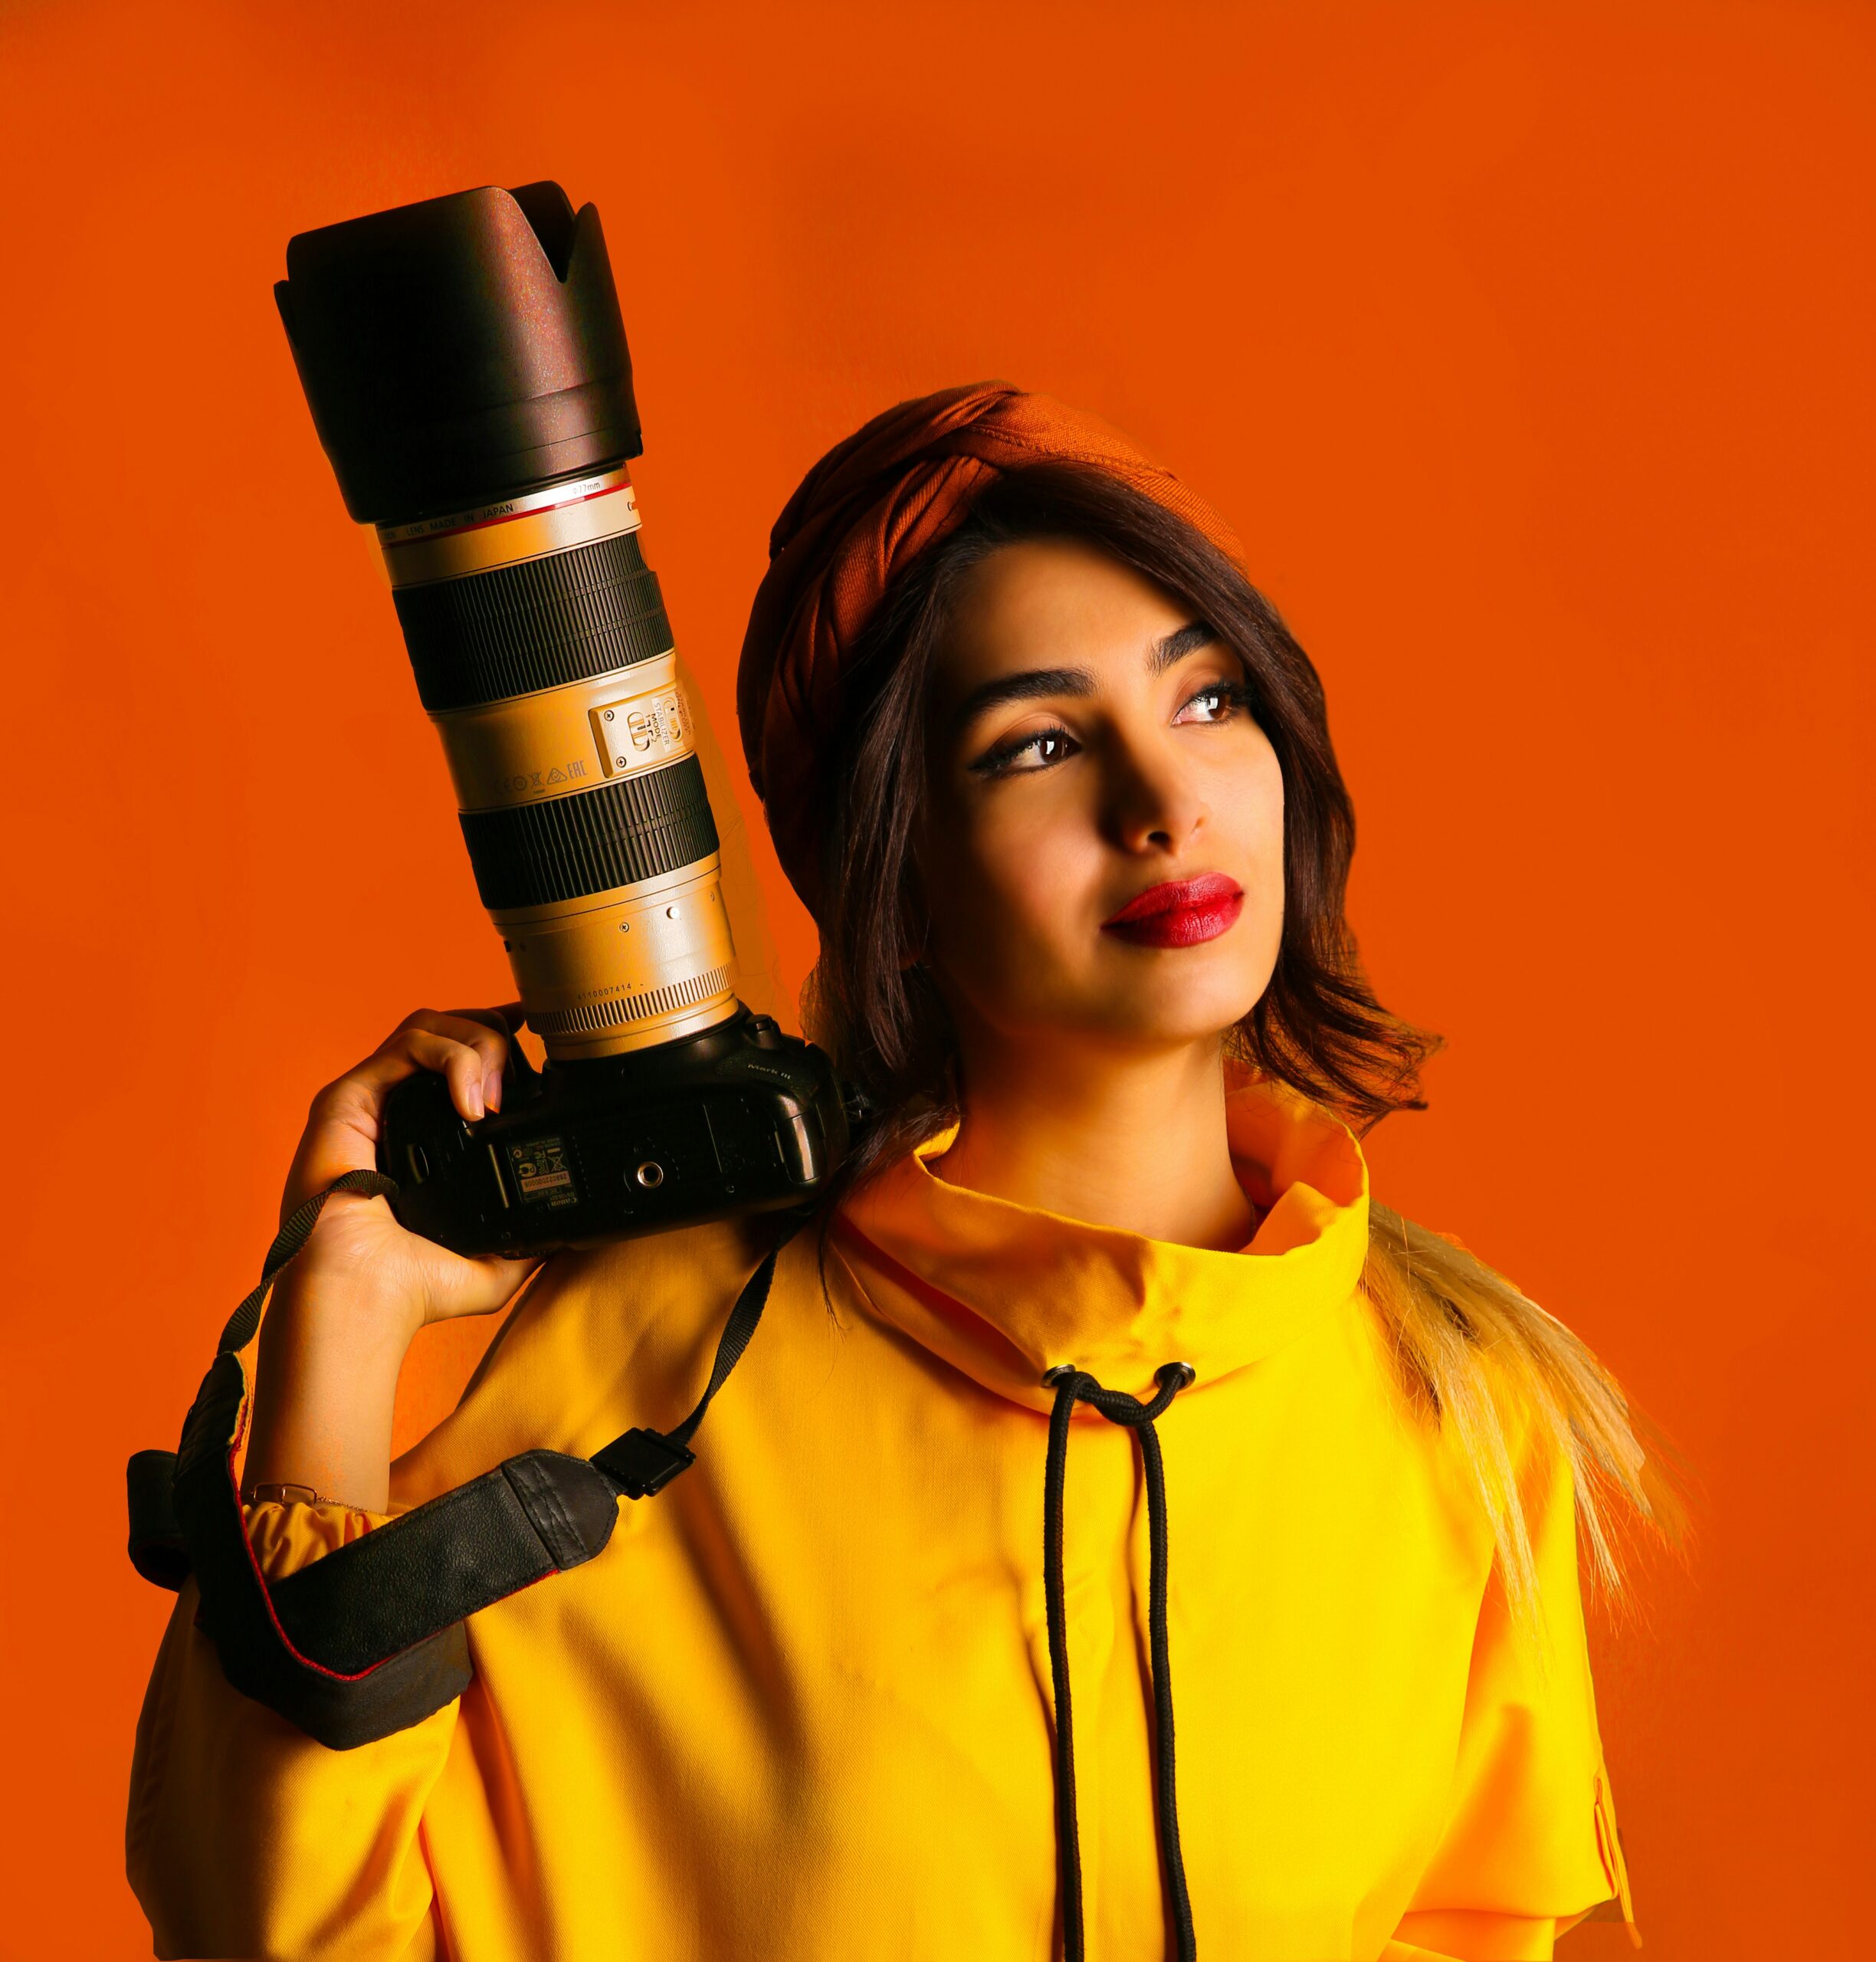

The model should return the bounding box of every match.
[126,1177,812,1750]
[267,1451,622,1674]
[173,1348,475,1751]
[267,1234,797,1680]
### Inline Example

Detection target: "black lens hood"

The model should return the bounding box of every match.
[275,181,642,525]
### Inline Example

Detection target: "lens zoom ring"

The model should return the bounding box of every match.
[461,756,720,910]
[395,532,674,711]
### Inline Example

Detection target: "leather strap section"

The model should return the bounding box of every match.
[503,1452,622,1570]
[126,1176,816,1748]
[174,1352,474,1753]
[265,1452,621,1676]
[126,1448,189,1591]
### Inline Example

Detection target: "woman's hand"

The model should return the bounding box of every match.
[275,1004,543,1347]
[242,1005,546,1510]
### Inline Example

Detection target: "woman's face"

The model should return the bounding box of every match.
[915,535,1286,1062]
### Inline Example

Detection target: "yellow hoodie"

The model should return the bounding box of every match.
[127,1067,1637,1960]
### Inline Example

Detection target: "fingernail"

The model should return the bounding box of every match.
[486,1068,503,1114]
[465,1082,485,1120]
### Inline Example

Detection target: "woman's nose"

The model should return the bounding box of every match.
[1102,736,1208,855]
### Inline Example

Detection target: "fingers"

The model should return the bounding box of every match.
[423,1249,546,1325]
[400,1026,496,1121]
[350,1007,515,1120]
[285,1005,523,1225]
[414,1014,511,1118]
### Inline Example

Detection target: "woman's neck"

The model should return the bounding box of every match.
[930,1030,1259,1252]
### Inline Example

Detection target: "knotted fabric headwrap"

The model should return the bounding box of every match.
[735,381,1244,922]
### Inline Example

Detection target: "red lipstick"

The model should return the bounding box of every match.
[1102,873,1245,948]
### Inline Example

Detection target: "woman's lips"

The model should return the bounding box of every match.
[1102,874,1245,948]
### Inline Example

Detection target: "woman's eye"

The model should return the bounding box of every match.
[1176,678,1257,725]
[971,723,1078,776]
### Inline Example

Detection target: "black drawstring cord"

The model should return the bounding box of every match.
[1041,1360,1199,1962]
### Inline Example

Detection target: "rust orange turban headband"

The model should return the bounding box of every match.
[734,381,1243,923]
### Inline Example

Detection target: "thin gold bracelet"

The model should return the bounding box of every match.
[242,1481,339,1507]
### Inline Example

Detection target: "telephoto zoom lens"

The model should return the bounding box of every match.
[275,181,738,1058]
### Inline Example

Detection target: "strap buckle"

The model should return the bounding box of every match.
[592,1427,696,1499]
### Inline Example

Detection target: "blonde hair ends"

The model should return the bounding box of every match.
[1360,1200,1691,1651]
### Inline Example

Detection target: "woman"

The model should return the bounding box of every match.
[128,384,1678,1960]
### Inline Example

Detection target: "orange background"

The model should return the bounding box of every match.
[1,2,1868,1953]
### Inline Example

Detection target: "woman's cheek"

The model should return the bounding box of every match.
[966,832,1065,982]
[1219,746,1281,874]
[1028,865,1108,1009]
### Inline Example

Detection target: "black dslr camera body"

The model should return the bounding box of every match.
[381,1006,851,1257]
[274,182,858,1255]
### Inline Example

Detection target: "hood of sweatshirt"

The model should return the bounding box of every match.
[831,1059,1372,1416]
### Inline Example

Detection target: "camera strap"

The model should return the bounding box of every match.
[126,1168,809,1751]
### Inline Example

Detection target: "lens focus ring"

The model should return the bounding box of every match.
[395,530,674,712]
[459,754,719,910]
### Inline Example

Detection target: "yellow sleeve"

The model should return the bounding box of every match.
[243,1494,391,1578]
[126,1499,456,1960]
[1388,1432,1641,1961]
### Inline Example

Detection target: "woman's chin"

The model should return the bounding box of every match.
[1104,964,1269,1035]
[953,955,1271,1057]
[1054,986,1268,1055]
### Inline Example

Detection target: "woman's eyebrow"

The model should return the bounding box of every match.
[1153,620,1218,668]
[946,621,1218,739]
